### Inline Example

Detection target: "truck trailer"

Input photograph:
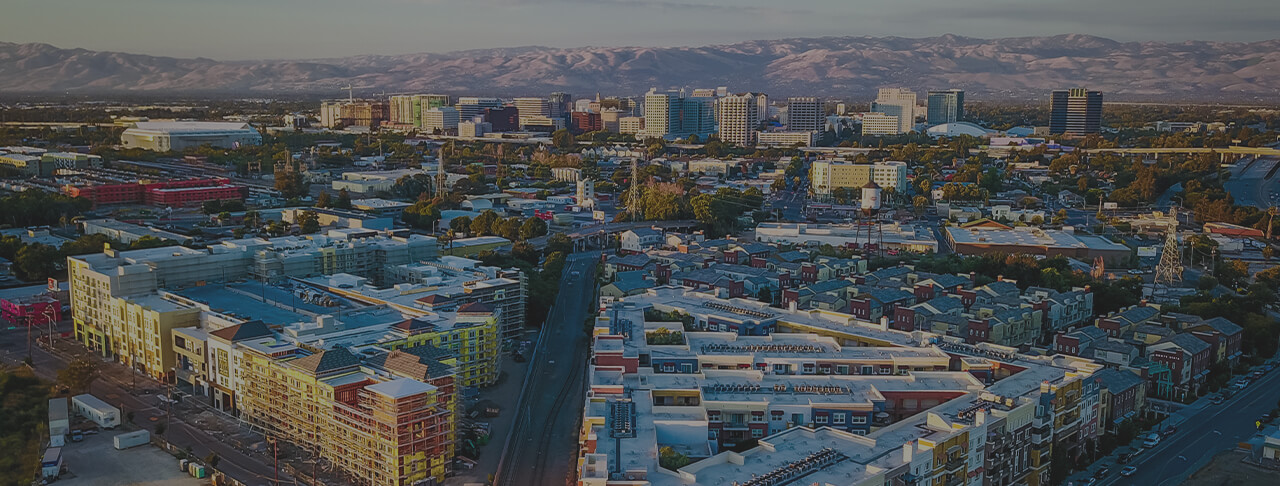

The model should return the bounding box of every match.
[113,430,150,450]
[48,398,69,447]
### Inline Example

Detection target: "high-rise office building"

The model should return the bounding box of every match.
[455,97,502,122]
[548,92,573,119]
[1049,88,1103,135]
[926,89,965,126]
[871,88,917,134]
[786,97,823,133]
[514,98,550,118]
[717,93,759,146]
[639,89,714,140]
[422,107,460,133]
[390,94,453,128]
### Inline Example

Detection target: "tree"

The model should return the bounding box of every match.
[334,189,353,210]
[296,211,321,234]
[58,358,99,394]
[511,241,540,265]
[471,211,501,236]
[552,129,576,150]
[273,170,309,199]
[315,191,332,208]
[546,233,573,255]
[519,217,548,240]
[771,178,787,192]
[129,235,176,250]
[13,244,60,281]
[450,216,472,236]
[495,217,523,241]
[913,196,929,215]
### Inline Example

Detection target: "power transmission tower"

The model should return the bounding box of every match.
[629,157,643,221]
[1154,209,1183,289]
[434,155,448,198]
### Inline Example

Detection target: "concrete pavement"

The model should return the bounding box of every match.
[1070,362,1280,486]
[495,253,598,486]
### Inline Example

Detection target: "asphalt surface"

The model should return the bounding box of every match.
[1092,365,1280,486]
[0,322,291,486]
[1224,157,1278,208]
[496,253,598,486]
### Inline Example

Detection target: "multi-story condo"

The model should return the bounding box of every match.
[927,89,965,126]
[1049,88,1103,135]
[871,88,918,134]
[786,97,822,133]
[810,160,908,195]
[577,287,1105,486]
[756,130,816,147]
[716,93,759,146]
[619,116,645,135]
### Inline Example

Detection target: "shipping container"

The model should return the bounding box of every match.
[113,430,150,450]
[72,394,121,429]
[49,398,69,447]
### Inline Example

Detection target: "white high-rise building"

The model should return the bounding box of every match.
[871,88,918,134]
[642,89,680,139]
[786,97,823,133]
[717,93,759,146]
[422,107,460,133]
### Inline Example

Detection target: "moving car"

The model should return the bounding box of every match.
[1121,466,1138,477]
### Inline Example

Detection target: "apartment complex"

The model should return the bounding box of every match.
[716,93,759,146]
[810,160,909,194]
[577,287,1105,486]
[861,112,902,136]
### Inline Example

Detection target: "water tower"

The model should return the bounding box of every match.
[857,181,884,257]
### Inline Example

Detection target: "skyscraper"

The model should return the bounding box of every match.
[1049,88,1103,135]
[639,88,714,140]
[871,88,917,134]
[926,89,964,126]
[680,96,716,138]
[786,97,822,133]
[548,92,573,119]
[717,93,759,146]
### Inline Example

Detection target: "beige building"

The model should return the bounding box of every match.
[871,88,918,134]
[716,93,759,146]
[861,112,902,136]
[810,160,908,195]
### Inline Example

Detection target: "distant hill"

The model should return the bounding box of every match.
[2,34,1279,101]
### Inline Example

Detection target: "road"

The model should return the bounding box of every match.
[0,323,290,486]
[1223,157,1278,208]
[1095,365,1280,486]
[526,220,697,249]
[495,253,598,486]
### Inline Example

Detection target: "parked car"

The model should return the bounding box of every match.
[1095,466,1111,478]
[70,431,84,442]
[1143,433,1161,448]
[1161,426,1177,438]
[1210,394,1225,404]
[1121,466,1138,477]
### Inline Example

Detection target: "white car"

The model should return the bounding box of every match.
[1121,466,1138,477]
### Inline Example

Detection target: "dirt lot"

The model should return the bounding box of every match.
[1183,450,1280,486]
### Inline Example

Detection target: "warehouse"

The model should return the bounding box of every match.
[121,121,262,151]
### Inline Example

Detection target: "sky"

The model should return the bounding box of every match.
[3,0,1277,60]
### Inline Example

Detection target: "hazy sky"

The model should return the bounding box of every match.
[3,0,1276,60]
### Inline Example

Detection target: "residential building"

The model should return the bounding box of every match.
[621,228,664,254]
[1049,88,1103,135]
[716,93,759,146]
[810,160,908,194]
[755,222,940,253]
[785,97,822,133]
[927,89,965,125]
[871,88,918,134]
[619,116,644,135]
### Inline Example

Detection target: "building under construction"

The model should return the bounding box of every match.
[237,340,458,486]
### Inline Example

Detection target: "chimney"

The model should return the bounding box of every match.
[902,442,914,462]
[879,316,890,331]
[996,275,1004,282]
[789,301,798,312]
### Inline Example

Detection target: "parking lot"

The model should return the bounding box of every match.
[55,427,209,485]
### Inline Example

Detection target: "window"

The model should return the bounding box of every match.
[751,428,764,438]
[832,413,846,425]
[815,415,828,424]
[837,365,850,375]
[850,415,867,424]
[661,363,675,372]
[802,363,815,374]
[680,363,693,373]
[860,365,873,375]
[773,364,788,374]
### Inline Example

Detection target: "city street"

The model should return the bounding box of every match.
[1076,363,1280,486]
[495,253,598,486]
[0,322,291,486]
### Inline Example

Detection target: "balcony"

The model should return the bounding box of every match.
[945,455,966,472]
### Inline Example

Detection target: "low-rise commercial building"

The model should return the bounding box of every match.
[755,222,939,253]
[121,122,262,151]
[944,226,1131,264]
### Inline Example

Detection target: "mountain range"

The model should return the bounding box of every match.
[2,34,1279,101]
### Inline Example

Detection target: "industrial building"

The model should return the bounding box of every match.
[80,218,194,245]
[120,122,263,151]
[944,226,1131,263]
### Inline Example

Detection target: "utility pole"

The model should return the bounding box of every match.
[629,157,643,222]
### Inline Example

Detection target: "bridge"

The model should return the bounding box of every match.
[1081,145,1280,158]
[529,220,700,251]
